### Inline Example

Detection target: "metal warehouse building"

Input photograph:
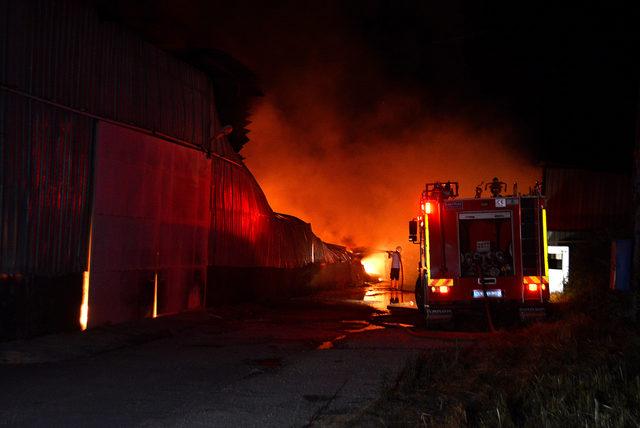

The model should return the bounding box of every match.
[544,165,633,242]
[0,0,356,339]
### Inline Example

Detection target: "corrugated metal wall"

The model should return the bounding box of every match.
[0,0,222,153]
[89,122,211,326]
[89,123,349,326]
[0,91,94,275]
[209,159,343,268]
[545,167,632,231]
[0,0,358,336]
[0,91,93,338]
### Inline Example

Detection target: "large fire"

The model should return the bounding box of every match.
[361,253,386,278]
[245,99,541,288]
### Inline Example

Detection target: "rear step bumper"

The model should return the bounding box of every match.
[425,302,547,321]
[426,308,453,321]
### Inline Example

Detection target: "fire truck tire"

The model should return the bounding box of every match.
[415,278,425,317]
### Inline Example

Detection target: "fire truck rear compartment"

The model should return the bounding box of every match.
[459,212,514,278]
[411,181,550,326]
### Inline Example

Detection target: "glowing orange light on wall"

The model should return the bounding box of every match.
[80,271,90,331]
[152,272,158,318]
[425,202,432,214]
[79,222,93,331]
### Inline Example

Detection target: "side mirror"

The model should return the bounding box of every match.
[409,220,418,243]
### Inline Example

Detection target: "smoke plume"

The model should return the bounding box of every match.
[179,0,543,285]
[243,59,541,285]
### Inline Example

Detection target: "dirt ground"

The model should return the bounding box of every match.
[0,282,480,427]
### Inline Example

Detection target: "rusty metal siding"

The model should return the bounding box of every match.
[544,167,632,231]
[0,0,353,334]
[0,91,94,275]
[0,0,220,152]
[209,159,343,269]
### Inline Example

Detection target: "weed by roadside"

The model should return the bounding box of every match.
[351,234,639,427]
[351,315,640,427]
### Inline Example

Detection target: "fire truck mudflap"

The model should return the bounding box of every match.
[518,305,547,320]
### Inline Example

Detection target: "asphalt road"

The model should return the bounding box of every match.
[0,283,470,427]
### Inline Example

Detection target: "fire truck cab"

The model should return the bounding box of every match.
[409,180,550,323]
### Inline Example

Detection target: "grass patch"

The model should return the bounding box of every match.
[351,235,640,427]
[352,315,640,427]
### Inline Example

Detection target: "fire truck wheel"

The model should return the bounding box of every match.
[415,278,425,317]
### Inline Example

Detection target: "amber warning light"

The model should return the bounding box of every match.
[425,202,432,214]
[420,202,433,214]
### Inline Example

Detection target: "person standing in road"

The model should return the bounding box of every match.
[388,246,402,303]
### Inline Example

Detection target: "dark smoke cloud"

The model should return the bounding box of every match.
[108,0,543,284]
[196,1,544,284]
[243,66,541,284]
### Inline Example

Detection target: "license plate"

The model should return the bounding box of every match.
[473,289,503,298]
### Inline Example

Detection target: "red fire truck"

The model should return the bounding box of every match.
[409,179,550,323]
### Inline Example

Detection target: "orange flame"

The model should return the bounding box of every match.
[361,253,386,276]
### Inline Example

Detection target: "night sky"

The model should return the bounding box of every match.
[92,0,640,259]
[100,0,639,170]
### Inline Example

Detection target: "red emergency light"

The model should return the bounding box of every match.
[425,202,432,214]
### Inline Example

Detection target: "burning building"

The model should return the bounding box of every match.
[0,0,359,340]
